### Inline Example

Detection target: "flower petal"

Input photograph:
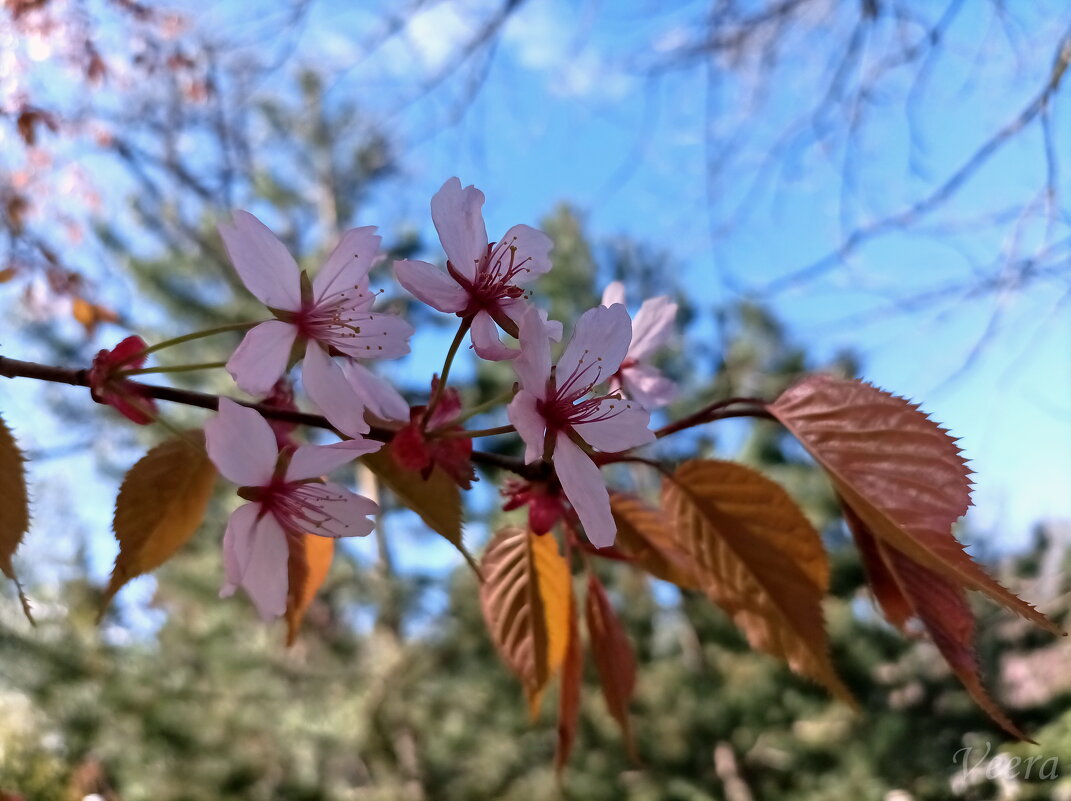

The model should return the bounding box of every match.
[315,482,380,538]
[302,342,369,436]
[571,398,654,453]
[394,259,469,313]
[313,226,380,302]
[488,224,552,285]
[553,433,616,548]
[219,211,301,310]
[470,310,518,361]
[226,320,297,397]
[431,177,487,281]
[507,390,547,464]
[512,305,552,396]
[556,304,632,391]
[501,298,562,343]
[628,296,677,361]
[621,363,677,409]
[341,361,411,422]
[600,281,626,308]
[206,398,278,486]
[285,439,383,482]
[328,311,414,360]
[221,504,289,620]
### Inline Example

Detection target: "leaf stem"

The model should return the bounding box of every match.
[422,316,473,428]
[655,396,773,439]
[121,361,227,376]
[134,321,263,361]
[438,424,515,439]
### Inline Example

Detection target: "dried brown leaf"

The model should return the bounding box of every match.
[0,414,32,620]
[610,491,700,589]
[101,431,216,615]
[585,573,638,759]
[285,533,335,647]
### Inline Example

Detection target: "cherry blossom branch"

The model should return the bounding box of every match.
[0,354,546,480]
[655,396,774,439]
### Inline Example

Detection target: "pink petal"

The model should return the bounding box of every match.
[600,281,626,307]
[507,391,547,463]
[571,398,654,453]
[621,363,677,409]
[219,211,301,310]
[489,224,552,285]
[313,482,379,538]
[470,310,518,361]
[302,341,369,436]
[431,177,487,282]
[341,361,411,422]
[512,305,552,396]
[628,296,677,361]
[394,259,469,313]
[206,398,278,486]
[285,439,383,482]
[556,304,632,389]
[221,503,289,620]
[328,311,414,360]
[553,433,616,548]
[226,320,297,397]
[501,298,562,343]
[313,226,381,303]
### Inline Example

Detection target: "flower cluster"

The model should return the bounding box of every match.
[97,178,678,621]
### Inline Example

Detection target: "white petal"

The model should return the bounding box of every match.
[302,342,369,436]
[628,296,677,361]
[341,361,411,422]
[600,281,626,307]
[571,398,654,453]
[226,320,296,397]
[313,226,380,302]
[621,364,677,409]
[553,434,616,548]
[315,482,379,538]
[206,398,278,486]
[222,507,289,620]
[488,224,552,284]
[394,259,469,313]
[556,305,632,395]
[285,439,382,482]
[470,310,518,361]
[431,177,487,282]
[219,211,301,310]
[507,391,547,464]
[328,311,414,360]
[512,305,552,396]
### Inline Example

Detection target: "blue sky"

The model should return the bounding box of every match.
[4,0,1070,607]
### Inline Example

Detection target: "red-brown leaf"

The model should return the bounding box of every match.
[555,580,583,776]
[0,414,32,621]
[851,510,1031,740]
[770,375,1060,635]
[662,459,853,703]
[610,492,700,590]
[585,573,637,759]
[480,528,571,716]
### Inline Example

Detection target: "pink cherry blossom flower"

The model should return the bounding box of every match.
[395,177,562,360]
[205,398,381,620]
[219,211,413,436]
[600,281,678,409]
[507,304,655,547]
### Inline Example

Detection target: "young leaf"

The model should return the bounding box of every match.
[101,431,216,614]
[770,374,1060,635]
[585,573,637,759]
[555,576,583,776]
[610,492,700,590]
[846,508,1030,741]
[0,414,32,620]
[480,527,571,718]
[362,448,478,573]
[662,459,853,703]
[285,533,335,647]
